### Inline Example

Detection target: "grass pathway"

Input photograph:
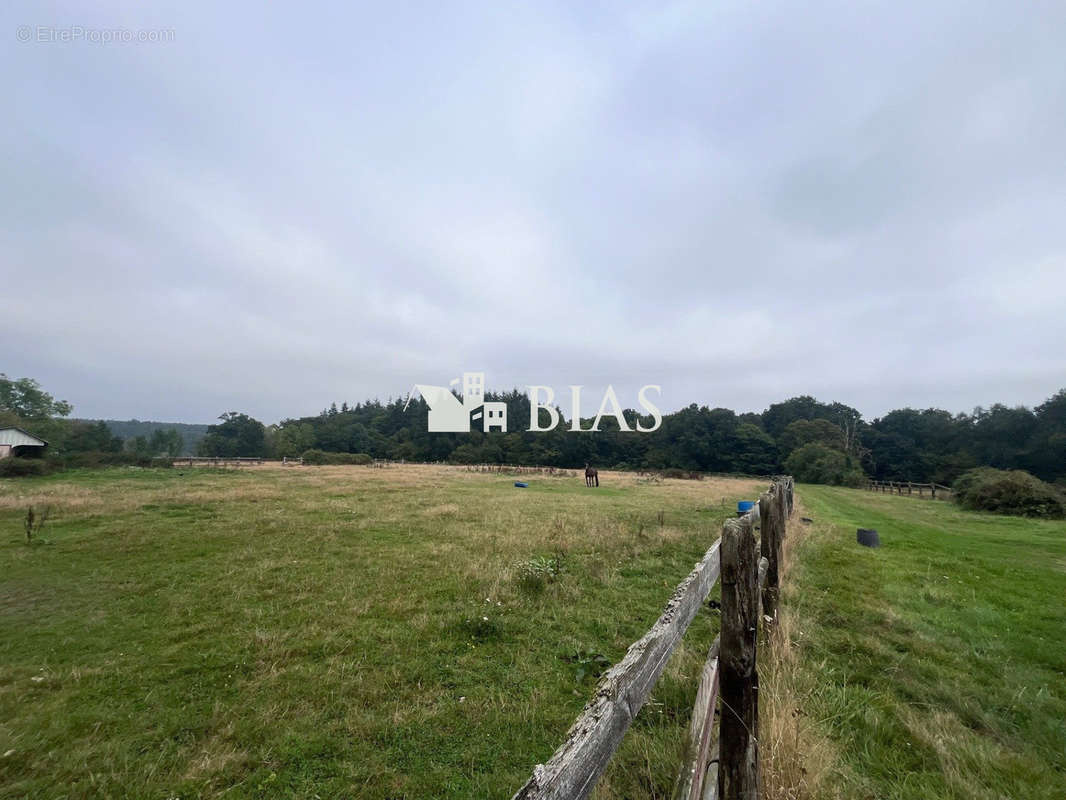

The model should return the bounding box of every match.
[781,486,1066,799]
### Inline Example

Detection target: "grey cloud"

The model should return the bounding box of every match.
[2,0,1064,423]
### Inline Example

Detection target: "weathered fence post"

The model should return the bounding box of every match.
[757,486,781,621]
[719,516,760,800]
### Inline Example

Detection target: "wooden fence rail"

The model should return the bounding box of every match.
[171,456,264,466]
[512,476,794,800]
[512,539,724,800]
[675,635,721,800]
[866,479,951,499]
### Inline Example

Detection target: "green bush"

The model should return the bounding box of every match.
[785,443,866,487]
[0,451,176,478]
[59,451,171,469]
[661,467,702,480]
[301,449,331,465]
[953,467,1065,518]
[0,458,55,478]
[300,449,373,466]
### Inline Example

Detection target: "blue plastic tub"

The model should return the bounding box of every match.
[514,481,528,488]
[737,500,755,513]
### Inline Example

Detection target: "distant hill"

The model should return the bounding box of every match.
[84,420,211,456]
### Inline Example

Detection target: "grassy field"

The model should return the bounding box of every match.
[774,486,1066,800]
[0,465,762,799]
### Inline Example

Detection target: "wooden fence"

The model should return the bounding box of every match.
[866,479,951,499]
[512,476,795,800]
[463,464,579,476]
[171,456,264,466]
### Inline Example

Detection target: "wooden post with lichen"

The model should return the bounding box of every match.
[757,486,781,621]
[718,515,760,800]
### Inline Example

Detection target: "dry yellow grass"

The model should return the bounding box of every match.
[761,497,843,800]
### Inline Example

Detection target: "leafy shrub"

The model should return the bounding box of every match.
[24,505,50,543]
[784,443,866,487]
[0,458,54,478]
[300,449,373,465]
[661,468,702,480]
[562,650,611,684]
[1,451,175,477]
[59,451,171,469]
[953,467,1065,518]
[514,554,565,593]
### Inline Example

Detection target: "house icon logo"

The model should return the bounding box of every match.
[405,372,507,433]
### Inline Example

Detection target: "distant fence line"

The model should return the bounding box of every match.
[866,479,952,499]
[464,464,578,477]
[171,456,264,467]
[161,458,778,481]
[512,476,795,800]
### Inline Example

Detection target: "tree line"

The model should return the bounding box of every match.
[0,374,185,462]
[200,387,1066,487]
[3,373,1064,487]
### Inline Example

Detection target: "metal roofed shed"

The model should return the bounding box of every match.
[0,427,48,460]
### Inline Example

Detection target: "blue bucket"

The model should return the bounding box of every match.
[737,501,755,513]
[514,481,528,488]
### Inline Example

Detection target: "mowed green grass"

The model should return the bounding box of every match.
[0,465,761,799]
[785,486,1066,800]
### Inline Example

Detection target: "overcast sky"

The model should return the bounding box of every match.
[3,1,1065,424]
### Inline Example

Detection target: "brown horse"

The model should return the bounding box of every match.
[584,463,599,487]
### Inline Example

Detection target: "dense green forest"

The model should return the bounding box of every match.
[0,375,192,463]
[249,387,1066,487]
[93,419,208,455]
[3,374,1064,487]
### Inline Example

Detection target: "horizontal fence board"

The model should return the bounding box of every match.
[512,539,723,800]
[674,636,721,800]
[866,479,952,498]
[702,752,719,800]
